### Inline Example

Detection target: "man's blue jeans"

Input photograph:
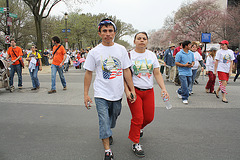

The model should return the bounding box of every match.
[9,64,22,87]
[178,75,192,100]
[51,64,66,90]
[95,98,122,139]
[29,66,40,88]
[189,69,198,93]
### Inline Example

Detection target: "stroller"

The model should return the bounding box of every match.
[0,58,12,92]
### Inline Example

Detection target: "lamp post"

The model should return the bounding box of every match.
[5,0,10,49]
[64,12,68,49]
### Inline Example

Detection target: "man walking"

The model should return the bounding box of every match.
[43,49,49,66]
[48,36,67,94]
[175,41,194,104]
[164,43,176,82]
[6,39,23,91]
[84,18,136,160]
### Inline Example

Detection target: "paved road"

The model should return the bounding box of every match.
[0,68,240,160]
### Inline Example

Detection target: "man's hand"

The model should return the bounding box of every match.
[59,62,63,68]
[185,62,192,68]
[84,95,93,109]
[39,66,42,71]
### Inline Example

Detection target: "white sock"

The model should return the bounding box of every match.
[105,149,111,153]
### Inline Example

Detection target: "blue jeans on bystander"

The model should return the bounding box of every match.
[9,64,22,87]
[189,69,198,93]
[51,64,66,90]
[29,66,40,88]
[178,75,192,101]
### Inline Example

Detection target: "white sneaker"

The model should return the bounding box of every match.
[176,90,182,99]
[183,100,188,104]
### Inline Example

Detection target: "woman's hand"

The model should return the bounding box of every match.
[126,90,136,103]
[39,66,42,71]
[161,89,169,100]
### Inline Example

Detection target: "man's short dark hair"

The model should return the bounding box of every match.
[98,18,116,32]
[10,39,16,43]
[182,41,191,48]
[52,36,60,43]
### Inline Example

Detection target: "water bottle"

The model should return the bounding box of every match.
[162,93,172,110]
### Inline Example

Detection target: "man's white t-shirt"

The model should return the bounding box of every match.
[215,49,235,73]
[83,43,131,101]
[206,55,215,72]
[192,51,202,70]
[130,49,160,89]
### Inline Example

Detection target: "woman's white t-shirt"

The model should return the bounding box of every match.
[215,49,235,73]
[192,51,202,70]
[130,49,160,89]
[83,43,131,101]
[206,55,215,72]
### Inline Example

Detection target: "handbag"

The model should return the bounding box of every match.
[12,49,24,68]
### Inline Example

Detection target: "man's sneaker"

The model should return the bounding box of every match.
[140,129,144,138]
[63,86,67,90]
[104,152,114,160]
[176,90,182,99]
[132,143,145,157]
[18,86,23,89]
[48,90,56,94]
[183,100,188,104]
[31,88,37,90]
[10,86,15,92]
[109,136,113,145]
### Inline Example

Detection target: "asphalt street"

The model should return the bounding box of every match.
[0,67,240,160]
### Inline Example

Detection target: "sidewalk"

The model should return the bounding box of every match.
[22,65,51,75]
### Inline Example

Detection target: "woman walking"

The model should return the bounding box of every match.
[189,43,204,94]
[214,40,235,103]
[205,47,217,93]
[124,32,169,157]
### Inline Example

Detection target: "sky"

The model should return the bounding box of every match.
[51,0,194,44]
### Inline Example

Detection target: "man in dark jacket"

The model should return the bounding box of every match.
[164,43,175,82]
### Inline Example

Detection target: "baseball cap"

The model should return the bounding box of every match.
[219,40,229,45]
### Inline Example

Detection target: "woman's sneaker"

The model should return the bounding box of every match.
[140,129,144,138]
[132,143,145,157]
[104,152,114,160]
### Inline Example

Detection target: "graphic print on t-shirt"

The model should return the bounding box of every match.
[102,56,122,79]
[132,59,153,78]
[223,54,232,63]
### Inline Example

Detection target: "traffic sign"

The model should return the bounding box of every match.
[62,29,70,33]
[5,35,10,44]
[0,7,6,13]
[9,13,17,18]
[7,17,12,26]
[201,33,211,43]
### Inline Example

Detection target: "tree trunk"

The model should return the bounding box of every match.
[34,15,45,64]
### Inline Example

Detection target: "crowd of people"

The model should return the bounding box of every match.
[0,18,239,160]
